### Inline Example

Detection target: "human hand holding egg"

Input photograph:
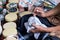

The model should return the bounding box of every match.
[33,7,46,17]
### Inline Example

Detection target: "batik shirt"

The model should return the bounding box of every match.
[19,0,32,7]
[33,0,59,11]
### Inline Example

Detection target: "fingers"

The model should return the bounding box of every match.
[32,24,40,29]
[30,29,40,33]
[33,7,44,16]
[30,30,36,33]
[33,13,37,16]
[35,7,43,11]
[32,23,37,27]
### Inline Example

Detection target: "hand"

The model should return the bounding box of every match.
[30,24,47,33]
[34,7,46,17]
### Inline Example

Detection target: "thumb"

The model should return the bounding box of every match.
[32,24,37,28]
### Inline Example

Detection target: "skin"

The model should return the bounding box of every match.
[30,3,60,33]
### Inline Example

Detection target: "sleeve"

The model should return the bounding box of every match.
[47,0,58,6]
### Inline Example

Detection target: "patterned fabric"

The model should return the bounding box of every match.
[33,0,58,11]
[33,0,44,7]
[17,14,54,40]
[19,0,32,7]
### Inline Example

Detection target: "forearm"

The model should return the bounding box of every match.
[44,9,58,17]
[44,25,60,33]
[44,3,60,17]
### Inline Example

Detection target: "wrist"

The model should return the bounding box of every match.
[40,12,47,17]
[42,13,47,17]
[47,27,56,33]
[40,27,49,32]
[41,27,55,33]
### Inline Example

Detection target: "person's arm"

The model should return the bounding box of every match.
[30,24,60,33]
[34,3,60,17]
[43,25,60,33]
[44,3,60,17]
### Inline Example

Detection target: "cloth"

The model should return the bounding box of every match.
[19,0,32,7]
[19,0,33,11]
[44,0,60,10]
[33,0,59,11]
[17,14,54,40]
[46,0,59,5]
[18,32,34,40]
[33,0,44,7]
[24,16,49,40]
